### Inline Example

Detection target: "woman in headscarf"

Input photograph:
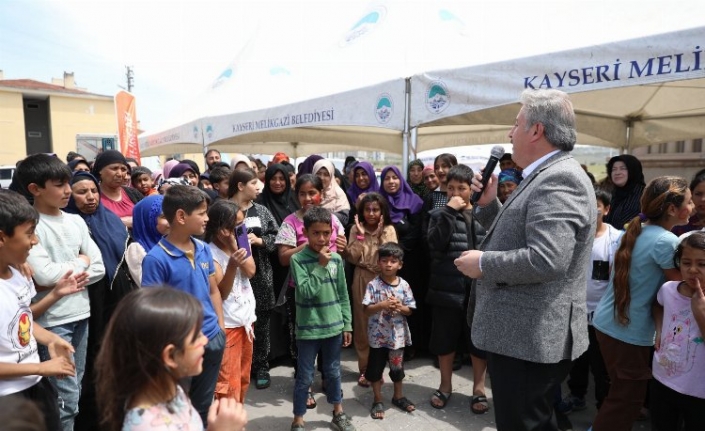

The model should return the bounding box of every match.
[604,154,646,230]
[161,159,180,179]
[312,159,351,225]
[257,164,300,225]
[230,154,264,194]
[167,162,199,187]
[347,161,380,205]
[497,168,523,204]
[379,165,428,360]
[231,153,253,171]
[379,165,424,248]
[92,150,143,229]
[180,159,201,178]
[296,154,323,178]
[408,159,429,199]
[256,163,300,361]
[68,158,91,173]
[126,194,169,286]
[65,171,137,430]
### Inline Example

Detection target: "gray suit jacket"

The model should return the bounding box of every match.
[469,151,596,363]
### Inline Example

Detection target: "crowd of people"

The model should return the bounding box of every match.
[0,88,703,431]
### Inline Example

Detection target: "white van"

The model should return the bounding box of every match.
[0,165,16,189]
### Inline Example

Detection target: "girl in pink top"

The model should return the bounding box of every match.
[651,232,705,431]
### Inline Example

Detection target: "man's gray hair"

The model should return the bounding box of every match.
[520,89,576,151]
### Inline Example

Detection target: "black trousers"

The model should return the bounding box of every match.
[650,379,705,431]
[566,325,610,408]
[487,352,572,431]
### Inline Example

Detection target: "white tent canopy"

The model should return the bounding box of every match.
[139,1,500,157]
[411,26,705,153]
[139,1,705,158]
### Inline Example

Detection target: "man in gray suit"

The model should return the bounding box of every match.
[455,89,596,430]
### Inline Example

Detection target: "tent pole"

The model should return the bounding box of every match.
[401,78,411,177]
[410,127,418,160]
[622,118,633,154]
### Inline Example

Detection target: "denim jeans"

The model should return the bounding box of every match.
[180,329,225,427]
[38,318,89,431]
[293,333,342,417]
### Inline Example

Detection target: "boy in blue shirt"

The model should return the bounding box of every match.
[289,206,354,431]
[141,185,225,426]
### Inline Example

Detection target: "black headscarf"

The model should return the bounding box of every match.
[257,163,300,225]
[407,159,429,198]
[604,154,646,229]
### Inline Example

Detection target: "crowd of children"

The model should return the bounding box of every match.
[0,147,703,431]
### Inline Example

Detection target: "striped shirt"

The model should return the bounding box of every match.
[290,246,352,340]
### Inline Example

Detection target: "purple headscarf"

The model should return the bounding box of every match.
[297,154,323,178]
[347,161,379,203]
[379,165,423,223]
[168,163,196,179]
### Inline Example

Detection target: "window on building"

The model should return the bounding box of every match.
[693,138,703,153]
[675,141,685,153]
[659,143,667,154]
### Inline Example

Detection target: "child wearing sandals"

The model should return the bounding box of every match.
[344,192,398,388]
[362,242,416,419]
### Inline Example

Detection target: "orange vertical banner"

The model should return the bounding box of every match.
[115,90,141,164]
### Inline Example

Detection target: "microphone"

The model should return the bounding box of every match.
[470,145,505,204]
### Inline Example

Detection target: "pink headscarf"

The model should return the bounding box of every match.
[162,160,180,179]
[312,159,350,213]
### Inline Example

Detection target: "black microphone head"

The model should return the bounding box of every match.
[490,145,505,159]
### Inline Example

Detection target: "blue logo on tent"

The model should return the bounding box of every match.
[438,9,468,35]
[426,82,450,114]
[438,9,463,23]
[193,126,200,141]
[352,11,380,29]
[375,94,393,124]
[340,6,386,47]
[212,68,233,88]
[270,66,291,76]
[205,124,214,140]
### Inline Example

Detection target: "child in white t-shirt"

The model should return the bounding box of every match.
[650,232,705,430]
[205,200,256,403]
[362,242,416,420]
[0,189,88,430]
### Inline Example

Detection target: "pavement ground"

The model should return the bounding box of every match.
[243,347,654,431]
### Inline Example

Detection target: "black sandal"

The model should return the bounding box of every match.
[370,401,385,419]
[306,391,317,409]
[471,395,489,414]
[430,390,451,409]
[392,396,416,412]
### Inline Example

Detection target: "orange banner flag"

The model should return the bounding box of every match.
[115,90,141,164]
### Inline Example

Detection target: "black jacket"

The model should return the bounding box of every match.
[426,206,479,309]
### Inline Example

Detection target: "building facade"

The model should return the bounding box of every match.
[631,138,705,182]
[0,71,116,165]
